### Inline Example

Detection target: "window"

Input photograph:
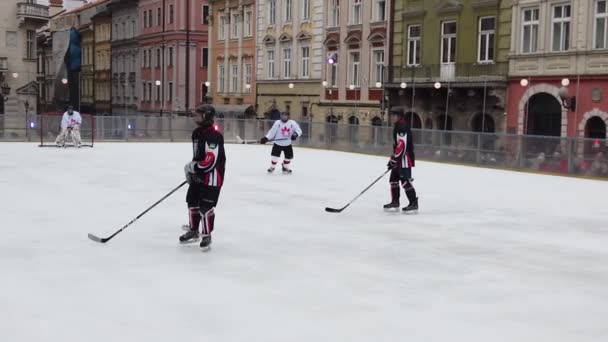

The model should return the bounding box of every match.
[219,12,226,40]
[349,51,360,86]
[231,13,240,39]
[143,11,148,28]
[156,48,161,68]
[283,48,291,78]
[330,53,339,87]
[168,82,173,101]
[302,0,311,20]
[301,47,310,78]
[372,50,384,84]
[157,8,161,26]
[285,0,292,21]
[148,10,153,29]
[244,64,252,92]
[374,0,386,22]
[330,0,340,27]
[244,9,253,37]
[169,4,174,24]
[147,82,152,102]
[407,25,421,66]
[441,21,457,64]
[168,47,174,67]
[202,48,208,68]
[148,49,152,68]
[155,82,161,101]
[26,30,35,59]
[595,0,608,49]
[267,50,275,78]
[478,17,495,63]
[231,64,238,93]
[143,50,147,67]
[131,21,136,38]
[218,65,225,92]
[552,4,571,52]
[522,8,540,53]
[269,0,276,25]
[202,5,209,25]
[351,0,362,25]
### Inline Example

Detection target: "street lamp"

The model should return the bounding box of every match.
[400,82,407,89]
[434,82,441,89]
[559,86,577,112]
[375,81,382,88]
[12,73,19,79]
[561,78,570,87]
[349,84,355,90]
[288,83,294,89]
[520,78,529,87]
[61,78,68,85]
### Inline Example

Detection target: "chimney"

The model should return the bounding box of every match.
[49,0,64,17]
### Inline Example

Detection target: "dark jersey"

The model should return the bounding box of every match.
[192,126,226,187]
[392,119,415,168]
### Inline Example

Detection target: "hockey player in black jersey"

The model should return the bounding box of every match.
[180,105,226,249]
[384,109,419,212]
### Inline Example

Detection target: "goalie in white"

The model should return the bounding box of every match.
[55,106,83,147]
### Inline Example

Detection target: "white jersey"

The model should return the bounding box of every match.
[61,111,82,129]
[265,119,303,147]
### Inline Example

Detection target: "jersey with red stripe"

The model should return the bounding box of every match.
[192,126,226,188]
[392,120,415,168]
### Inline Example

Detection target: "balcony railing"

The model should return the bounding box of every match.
[389,62,509,84]
[17,3,49,25]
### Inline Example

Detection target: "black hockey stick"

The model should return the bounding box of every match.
[325,169,391,213]
[88,181,188,243]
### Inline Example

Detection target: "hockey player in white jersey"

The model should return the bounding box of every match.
[55,106,83,147]
[259,111,303,174]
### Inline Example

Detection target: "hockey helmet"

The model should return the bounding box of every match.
[194,105,216,127]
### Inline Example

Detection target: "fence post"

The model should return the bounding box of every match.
[169,114,174,142]
[476,133,482,164]
[567,138,575,174]
[125,116,129,142]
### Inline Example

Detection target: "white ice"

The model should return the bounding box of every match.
[1,143,607,342]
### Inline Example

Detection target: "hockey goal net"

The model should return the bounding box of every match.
[38,113,95,147]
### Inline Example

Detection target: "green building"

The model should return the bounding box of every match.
[388,0,512,133]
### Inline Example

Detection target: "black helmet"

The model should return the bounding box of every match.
[195,105,216,127]
[389,108,405,119]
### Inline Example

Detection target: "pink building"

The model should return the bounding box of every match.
[139,0,210,114]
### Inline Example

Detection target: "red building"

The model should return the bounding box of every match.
[139,0,209,114]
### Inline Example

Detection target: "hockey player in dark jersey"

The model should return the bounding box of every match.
[180,105,226,249]
[384,109,419,212]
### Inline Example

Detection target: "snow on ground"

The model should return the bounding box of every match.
[0,143,607,342]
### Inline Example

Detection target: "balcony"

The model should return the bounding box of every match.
[389,62,508,86]
[0,57,7,72]
[17,2,49,27]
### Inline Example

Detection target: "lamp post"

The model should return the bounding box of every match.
[322,80,334,119]
[349,84,357,119]
[24,100,30,140]
[204,81,211,104]
[155,80,162,116]
[559,78,576,112]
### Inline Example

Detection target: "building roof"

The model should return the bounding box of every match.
[62,0,110,16]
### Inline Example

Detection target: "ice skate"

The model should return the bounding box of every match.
[179,229,200,244]
[267,166,276,173]
[282,166,292,174]
[199,235,212,250]
[383,201,400,211]
[402,198,419,213]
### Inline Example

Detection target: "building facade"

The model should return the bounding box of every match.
[110,0,139,116]
[507,0,608,141]
[209,0,256,117]
[313,0,391,126]
[93,10,112,114]
[80,23,95,113]
[0,0,50,135]
[255,0,323,120]
[389,0,511,133]
[139,0,210,115]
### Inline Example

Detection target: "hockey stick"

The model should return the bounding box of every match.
[236,135,291,144]
[88,181,188,243]
[325,169,391,213]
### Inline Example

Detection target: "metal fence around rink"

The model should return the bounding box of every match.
[1,114,606,179]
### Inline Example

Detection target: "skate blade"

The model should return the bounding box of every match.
[402,209,419,215]
[383,207,400,212]
[200,245,211,252]
[179,238,200,245]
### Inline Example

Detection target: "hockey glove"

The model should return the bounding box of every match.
[184,161,197,184]
[387,158,398,170]
[260,137,269,144]
[291,132,299,141]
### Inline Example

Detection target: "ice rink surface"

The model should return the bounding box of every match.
[1,143,607,342]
